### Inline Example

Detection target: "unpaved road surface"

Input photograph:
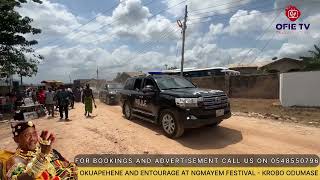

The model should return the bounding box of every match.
[1,101,319,162]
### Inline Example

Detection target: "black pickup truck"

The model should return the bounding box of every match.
[99,83,123,105]
[120,75,231,138]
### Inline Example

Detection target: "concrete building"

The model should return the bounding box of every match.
[259,58,305,73]
[229,65,260,75]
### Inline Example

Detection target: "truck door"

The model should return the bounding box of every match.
[140,78,158,118]
[131,78,144,110]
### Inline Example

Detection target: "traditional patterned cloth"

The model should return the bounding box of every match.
[84,97,93,113]
[6,147,77,180]
[5,121,77,180]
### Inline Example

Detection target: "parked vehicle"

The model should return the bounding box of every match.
[99,83,123,105]
[120,75,231,138]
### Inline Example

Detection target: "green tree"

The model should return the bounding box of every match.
[300,44,320,71]
[0,0,43,82]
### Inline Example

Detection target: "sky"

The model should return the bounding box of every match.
[16,0,320,83]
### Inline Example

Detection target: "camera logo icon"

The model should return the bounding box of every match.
[285,5,301,22]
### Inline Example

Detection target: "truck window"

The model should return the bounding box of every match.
[124,79,134,90]
[133,78,142,91]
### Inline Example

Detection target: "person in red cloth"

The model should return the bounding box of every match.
[37,88,46,105]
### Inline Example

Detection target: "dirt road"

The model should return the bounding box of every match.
[1,101,319,162]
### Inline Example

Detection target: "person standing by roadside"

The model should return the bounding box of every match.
[55,85,70,120]
[31,88,37,103]
[82,84,96,117]
[38,87,46,105]
[67,88,75,109]
[45,87,55,117]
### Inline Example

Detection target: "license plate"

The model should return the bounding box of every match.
[216,109,224,117]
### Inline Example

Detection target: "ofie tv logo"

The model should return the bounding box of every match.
[276,5,310,31]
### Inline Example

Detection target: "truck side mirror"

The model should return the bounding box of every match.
[142,85,155,93]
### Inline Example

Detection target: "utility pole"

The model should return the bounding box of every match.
[96,66,99,80]
[178,5,188,77]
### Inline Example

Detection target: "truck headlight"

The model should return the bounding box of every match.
[175,97,203,108]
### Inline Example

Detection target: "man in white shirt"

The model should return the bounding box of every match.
[45,88,55,117]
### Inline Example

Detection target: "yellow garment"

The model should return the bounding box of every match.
[1,150,51,180]
[0,150,14,180]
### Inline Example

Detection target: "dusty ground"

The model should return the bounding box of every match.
[0,101,319,162]
[231,98,320,127]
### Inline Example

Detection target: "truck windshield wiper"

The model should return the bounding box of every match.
[162,87,183,90]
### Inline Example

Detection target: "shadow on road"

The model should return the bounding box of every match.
[127,117,242,150]
[86,115,97,119]
[176,126,243,150]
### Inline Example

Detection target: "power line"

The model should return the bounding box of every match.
[84,0,187,45]
[236,10,281,65]
[189,0,320,23]
[248,30,278,65]
[190,0,271,18]
[107,26,180,74]
[246,16,289,65]
[187,7,283,26]
[236,0,320,65]
[188,0,249,13]
[35,0,126,49]
[189,5,281,21]
[43,0,160,49]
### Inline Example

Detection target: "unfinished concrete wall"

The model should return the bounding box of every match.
[230,74,279,99]
[280,71,320,107]
[191,74,279,99]
[191,76,225,91]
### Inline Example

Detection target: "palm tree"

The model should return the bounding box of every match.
[300,44,320,71]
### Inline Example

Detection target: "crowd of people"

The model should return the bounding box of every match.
[1,85,97,179]
[5,84,96,121]
[23,86,75,120]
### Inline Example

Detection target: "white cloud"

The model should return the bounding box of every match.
[276,43,309,59]
[18,0,81,37]
[163,0,252,18]
[224,10,268,36]
[112,0,150,25]
[19,0,179,45]
[25,45,178,83]
[18,0,320,84]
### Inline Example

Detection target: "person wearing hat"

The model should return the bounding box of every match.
[5,121,77,180]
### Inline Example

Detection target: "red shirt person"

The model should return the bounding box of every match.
[38,89,46,104]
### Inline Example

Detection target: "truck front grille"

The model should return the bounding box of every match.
[202,95,229,110]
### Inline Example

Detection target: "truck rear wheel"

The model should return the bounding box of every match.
[160,110,184,138]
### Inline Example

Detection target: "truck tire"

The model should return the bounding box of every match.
[106,97,110,105]
[160,109,184,138]
[123,101,132,120]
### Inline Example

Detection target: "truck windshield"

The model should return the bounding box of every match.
[154,76,196,90]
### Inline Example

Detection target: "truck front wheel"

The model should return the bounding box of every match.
[160,110,184,138]
[123,101,132,120]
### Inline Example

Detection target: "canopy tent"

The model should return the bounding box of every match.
[41,80,64,89]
